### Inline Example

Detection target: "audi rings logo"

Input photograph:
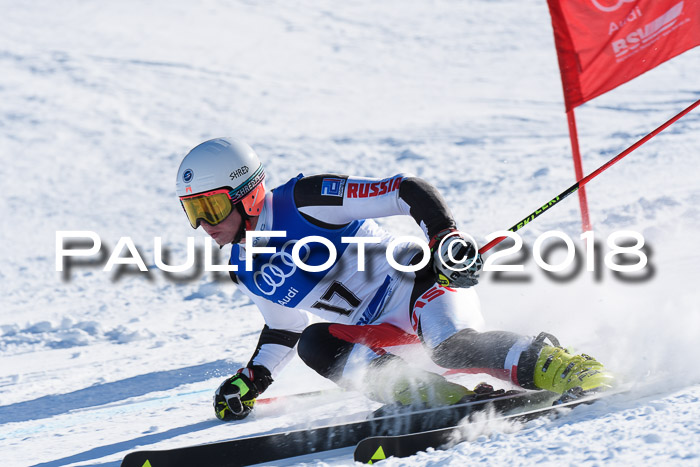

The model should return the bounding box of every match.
[253,240,311,296]
[591,0,635,12]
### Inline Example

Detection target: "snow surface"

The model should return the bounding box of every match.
[1,1,699,466]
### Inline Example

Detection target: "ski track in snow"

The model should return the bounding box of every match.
[1,1,699,466]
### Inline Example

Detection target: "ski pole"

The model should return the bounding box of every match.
[257,387,344,405]
[479,97,700,254]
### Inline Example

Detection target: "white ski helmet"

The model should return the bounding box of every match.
[176,137,265,229]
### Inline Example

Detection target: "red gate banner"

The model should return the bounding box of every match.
[547,0,700,111]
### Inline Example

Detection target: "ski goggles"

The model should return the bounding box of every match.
[179,188,234,229]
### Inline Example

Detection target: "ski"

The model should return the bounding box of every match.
[120,389,555,467]
[354,389,619,463]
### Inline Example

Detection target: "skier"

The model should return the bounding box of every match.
[175,137,614,421]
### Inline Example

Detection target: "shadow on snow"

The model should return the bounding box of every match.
[30,420,218,467]
[0,359,240,424]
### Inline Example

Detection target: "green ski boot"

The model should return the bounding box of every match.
[533,344,615,395]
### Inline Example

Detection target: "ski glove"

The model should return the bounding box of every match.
[214,365,273,421]
[430,229,482,288]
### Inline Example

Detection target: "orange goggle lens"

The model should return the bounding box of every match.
[180,189,233,229]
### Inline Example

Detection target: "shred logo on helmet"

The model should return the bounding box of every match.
[229,165,265,204]
[176,137,266,230]
[230,165,249,180]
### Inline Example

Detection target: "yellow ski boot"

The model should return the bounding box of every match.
[533,344,615,395]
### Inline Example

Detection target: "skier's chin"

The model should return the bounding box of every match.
[211,232,233,246]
